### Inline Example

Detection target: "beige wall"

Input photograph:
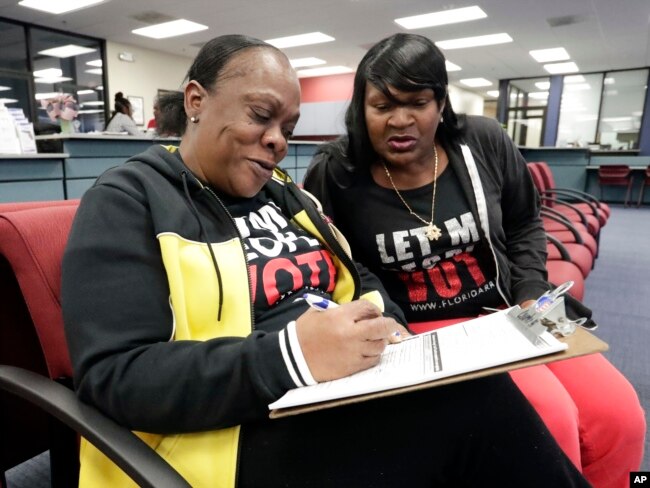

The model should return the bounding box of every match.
[448,85,485,116]
[106,42,193,127]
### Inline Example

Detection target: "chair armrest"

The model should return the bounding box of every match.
[540,196,589,227]
[541,189,600,215]
[0,365,190,488]
[540,210,584,244]
[546,233,572,261]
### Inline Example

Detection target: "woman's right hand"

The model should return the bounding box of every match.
[294,300,408,382]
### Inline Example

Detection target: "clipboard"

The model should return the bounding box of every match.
[270,327,608,419]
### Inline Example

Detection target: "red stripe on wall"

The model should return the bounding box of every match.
[299,73,355,103]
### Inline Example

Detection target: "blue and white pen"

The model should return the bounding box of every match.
[302,293,339,311]
[302,293,413,342]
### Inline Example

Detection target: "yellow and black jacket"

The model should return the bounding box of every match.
[61,145,404,487]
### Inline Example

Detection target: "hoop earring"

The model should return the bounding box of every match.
[190,116,199,123]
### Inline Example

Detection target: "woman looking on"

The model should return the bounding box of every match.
[62,34,589,487]
[304,32,645,488]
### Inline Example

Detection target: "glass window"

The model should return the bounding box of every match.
[0,20,28,72]
[0,75,30,118]
[30,28,105,131]
[506,77,549,147]
[597,69,648,150]
[556,74,603,147]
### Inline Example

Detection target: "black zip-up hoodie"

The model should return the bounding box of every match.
[61,144,405,486]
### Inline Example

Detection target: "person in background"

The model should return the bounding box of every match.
[62,34,589,488]
[146,97,159,132]
[104,92,140,136]
[304,32,645,488]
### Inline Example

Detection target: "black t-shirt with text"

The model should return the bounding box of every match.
[224,189,336,329]
[337,165,501,322]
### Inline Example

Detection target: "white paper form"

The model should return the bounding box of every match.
[269,308,567,410]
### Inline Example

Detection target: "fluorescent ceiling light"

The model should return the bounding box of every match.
[564,75,586,83]
[529,47,569,63]
[85,68,103,75]
[0,98,18,104]
[0,86,10,91]
[86,59,102,67]
[529,91,549,99]
[265,32,334,49]
[395,6,487,29]
[132,19,208,39]
[445,60,462,72]
[77,109,104,114]
[34,68,63,78]
[39,44,96,58]
[604,77,615,85]
[544,61,579,74]
[290,57,326,68]
[97,86,104,90]
[81,101,104,106]
[35,92,62,100]
[486,90,500,97]
[18,0,106,14]
[535,81,550,89]
[296,66,353,78]
[436,33,512,50]
[34,76,73,83]
[77,89,95,95]
[460,77,492,87]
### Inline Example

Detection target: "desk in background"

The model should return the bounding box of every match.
[519,147,650,205]
[2,134,321,202]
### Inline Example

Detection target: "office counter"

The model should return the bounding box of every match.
[0,153,68,203]
[519,147,650,205]
[2,134,321,202]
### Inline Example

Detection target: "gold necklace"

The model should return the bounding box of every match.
[382,145,442,241]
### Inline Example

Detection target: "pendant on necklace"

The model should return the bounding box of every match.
[425,223,442,240]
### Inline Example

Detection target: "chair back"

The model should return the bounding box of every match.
[597,165,632,185]
[0,203,79,380]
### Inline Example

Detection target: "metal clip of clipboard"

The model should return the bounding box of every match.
[507,281,588,342]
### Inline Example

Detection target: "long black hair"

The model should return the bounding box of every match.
[159,34,280,135]
[345,33,465,169]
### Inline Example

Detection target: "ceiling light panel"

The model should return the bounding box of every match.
[544,62,579,74]
[18,0,106,15]
[486,90,500,97]
[290,57,326,68]
[265,32,334,49]
[445,61,462,72]
[38,44,96,58]
[33,68,63,78]
[529,47,569,63]
[436,33,513,50]
[395,6,487,29]
[460,78,492,87]
[132,19,208,39]
[296,66,353,78]
[535,81,551,90]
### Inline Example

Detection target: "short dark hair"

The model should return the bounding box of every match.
[162,34,281,135]
[345,33,465,168]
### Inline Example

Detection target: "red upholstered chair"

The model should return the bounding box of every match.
[528,163,601,237]
[0,203,188,488]
[534,162,610,225]
[636,165,650,207]
[597,165,634,207]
